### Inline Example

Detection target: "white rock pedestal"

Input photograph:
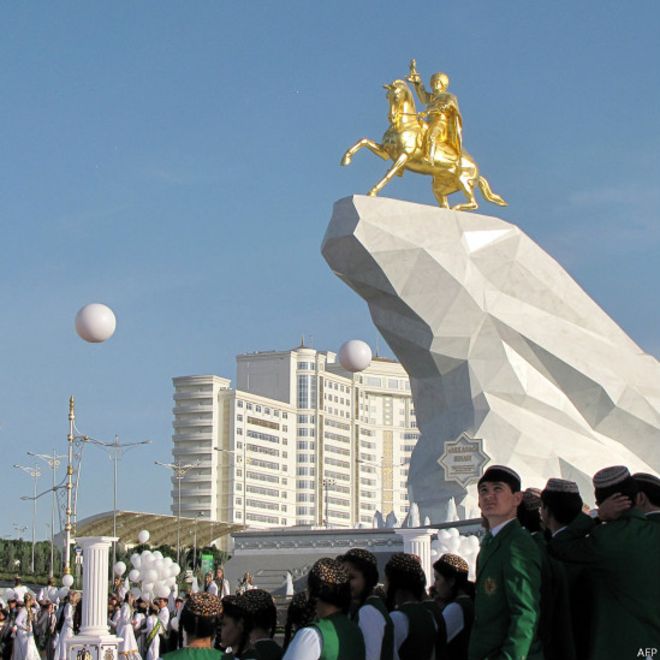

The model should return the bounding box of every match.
[66,536,120,660]
[322,195,660,520]
[397,528,435,587]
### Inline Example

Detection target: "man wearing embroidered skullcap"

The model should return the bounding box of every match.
[338,548,394,660]
[385,552,445,660]
[282,558,365,660]
[517,485,576,660]
[633,472,660,522]
[468,465,543,660]
[549,466,660,660]
[162,593,231,659]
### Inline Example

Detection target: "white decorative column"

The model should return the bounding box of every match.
[67,536,120,660]
[397,528,435,587]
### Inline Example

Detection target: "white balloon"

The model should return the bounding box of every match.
[155,584,170,599]
[170,564,181,577]
[338,340,372,373]
[128,569,141,583]
[58,587,69,599]
[145,569,158,584]
[130,553,141,569]
[152,551,163,560]
[75,303,117,343]
[138,530,150,544]
[165,577,176,587]
[130,587,141,598]
[62,574,74,588]
[163,557,173,568]
[141,582,154,594]
[141,591,152,602]
[448,528,459,538]
[113,561,127,577]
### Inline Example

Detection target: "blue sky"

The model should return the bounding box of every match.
[2,2,659,536]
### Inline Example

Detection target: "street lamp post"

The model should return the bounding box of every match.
[27,450,65,578]
[90,435,151,568]
[155,460,198,565]
[13,464,41,573]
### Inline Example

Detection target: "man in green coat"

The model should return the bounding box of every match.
[468,465,543,660]
[549,465,660,660]
[633,472,660,523]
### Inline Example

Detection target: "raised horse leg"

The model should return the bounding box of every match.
[341,138,390,166]
[368,153,409,196]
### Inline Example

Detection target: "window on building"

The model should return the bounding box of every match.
[246,402,253,410]
[237,400,244,408]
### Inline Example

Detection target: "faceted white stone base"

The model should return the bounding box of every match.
[322,196,660,519]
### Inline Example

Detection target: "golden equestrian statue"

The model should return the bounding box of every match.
[341,59,507,211]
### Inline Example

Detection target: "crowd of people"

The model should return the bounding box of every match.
[0,463,658,659]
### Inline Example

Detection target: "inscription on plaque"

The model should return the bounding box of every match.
[437,433,490,486]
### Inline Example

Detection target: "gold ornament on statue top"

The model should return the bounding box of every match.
[341,60,507,211]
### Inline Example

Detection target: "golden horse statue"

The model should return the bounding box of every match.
[341,78,507,211]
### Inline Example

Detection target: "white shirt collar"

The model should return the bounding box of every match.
[490,517,516,537]
[552,526,567,537]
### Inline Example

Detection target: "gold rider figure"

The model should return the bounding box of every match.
[407,59,463,170]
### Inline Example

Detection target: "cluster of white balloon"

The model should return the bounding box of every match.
[431,529,481,581]
[112,530,181,602]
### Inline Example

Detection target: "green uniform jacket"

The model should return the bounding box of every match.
[313,612,366,660]
[646,511,660,524]
[549,509,660,660]
[468,519,543,660]
[530,532,575,660]
[241,639,282,660]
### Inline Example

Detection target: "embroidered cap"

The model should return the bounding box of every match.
[544,478,580,494]
[632,472,660,488]
[184,592,223,618]
[593,466,630,489]
[478,465,521,492]
[435,553,469,575]
[522,487,542,510]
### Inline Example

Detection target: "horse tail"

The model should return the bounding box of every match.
[478,176,508,206]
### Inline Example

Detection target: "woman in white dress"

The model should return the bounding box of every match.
[12,595,41,660]
[53,591,80,660]
[116,594,142,660]
[143,605,161,660]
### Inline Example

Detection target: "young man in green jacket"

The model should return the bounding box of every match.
[468,465,542,660]
[633,472,660,523]
[549,466,660,660]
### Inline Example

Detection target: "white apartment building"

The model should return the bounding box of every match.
[171,345,418,530]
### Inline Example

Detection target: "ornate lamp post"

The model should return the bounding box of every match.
[27,450,65,577]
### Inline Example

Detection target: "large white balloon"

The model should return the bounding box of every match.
[338,340,372,373]
[62,574,74,588]
[144,569,158,584]
[58,587,70,599]
[75,303,117,343]
[113,561,127,577]
[170,564,181,577]
[130,553,141,569]
[128,569,141,582]
[152,551,163,560]
[141,582,154,594]
[163,557,173,568]
[138,530,150,544]
[155,584,170,599]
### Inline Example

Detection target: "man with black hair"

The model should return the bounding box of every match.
[540,478,589,659]
[633,472,660,522]
[549,466,660,660]
[339,548,394,660]
[469,465,542,660]
[283,558,365,660]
